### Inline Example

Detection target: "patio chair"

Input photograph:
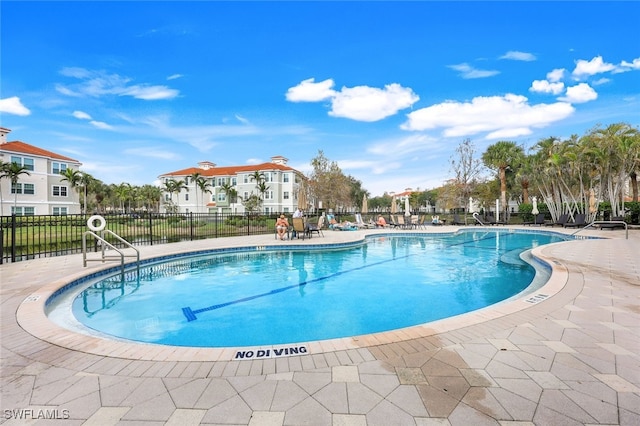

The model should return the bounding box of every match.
[563,213,587,228]
[523,213,546,226]
[292,217,309,240]
[452,214,466,225]
[545,213,569,227]
[306,215,325,237]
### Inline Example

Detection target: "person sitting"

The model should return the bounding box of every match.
[376,215,387,228]
[275,214,289,240]
[431,215,441,225]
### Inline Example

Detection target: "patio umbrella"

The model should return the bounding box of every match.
[297,183,308,211]
[390,196,397,214]
[361,194,368,214]
[404,196,411,216]
[531,196,539,215]
[588,188,597,214]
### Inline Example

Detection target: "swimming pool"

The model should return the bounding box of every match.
[48,230,568,347]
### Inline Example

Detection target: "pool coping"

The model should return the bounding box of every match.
[16,228,577,362]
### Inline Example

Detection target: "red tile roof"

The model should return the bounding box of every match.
[1,141,80,163]
[160,162,298,178]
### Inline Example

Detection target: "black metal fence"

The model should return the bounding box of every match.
[0,212,284,264]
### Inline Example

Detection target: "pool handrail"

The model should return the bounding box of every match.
[571,220,628,239]
[472,212,485,226]
[82,229,140,275]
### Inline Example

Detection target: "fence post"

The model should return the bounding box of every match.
[148,212,153,245]
[11,214,17,263]
[189,212,194,241]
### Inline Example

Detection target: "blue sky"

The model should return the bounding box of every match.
[1,1,639,196]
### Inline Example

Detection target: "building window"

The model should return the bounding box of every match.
[243,191,249,201]
[217,193,226,201]
[165,194,170,201]
[11,183,35,194]
[185,193,189,201]
[53,207,68,216]
[52,185,68,197]
[11,206,35,216]
[283,191,289,200]
[217,177,226,186]
[283,173,289,183]
[52,162,67,174]
[243,175,249,184]
[10,156,35,171]
[231,177,237,186]
[264,172,272,182]
[264,191,274,200]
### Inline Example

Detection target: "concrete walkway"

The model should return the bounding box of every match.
[1,226,638,425]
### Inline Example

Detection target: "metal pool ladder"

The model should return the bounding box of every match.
[82,229,140,274]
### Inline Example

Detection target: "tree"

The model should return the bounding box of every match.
[219,180,237,211]
[482,141,524,219]
[3,162,31,213]
[0,160,10,215]
[114,183,132,213]
[79,172,95,214]
[60,168,83,212]
[308,150,351,211]
[450,138,483,219]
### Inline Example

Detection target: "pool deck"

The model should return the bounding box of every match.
[1,225,638,425]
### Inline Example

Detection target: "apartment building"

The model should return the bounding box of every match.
[158,156,305,214]
[0,128,82,216]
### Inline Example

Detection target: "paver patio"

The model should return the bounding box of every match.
[1,226,638,425]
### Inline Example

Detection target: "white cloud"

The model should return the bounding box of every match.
[0,96,31,115]
[120,85,179,100]
[167,74,183,80]
[90,120,113,130]
[448,63,500,79]
[500,51,536,61]
[559,83,598,104]
[572,56,616,79]
[124,147,181,160]
[286,78,336,102]
[401,94,575,139]
[591,78,610,86]
[329,84,419,122]
[619,57,640,71]
[547,68,565,82]
[73,110,92,120]
[56,67,179,100]
[530,80,565,95]
[235,114,250,125]
[286,79,418,122]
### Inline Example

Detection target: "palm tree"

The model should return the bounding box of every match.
[113,183,132,213]
[79,172,95,214]
[249,171,268,212]
[0,160,10,215]
[60,168,83,213]
[161,179,178,212]
[195,176,212,213]
[482,141,524,220]
[219,181,237,212]
[4,162,31,214]
[173,179,188,212]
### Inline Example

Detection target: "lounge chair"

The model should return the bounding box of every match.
[563,213,587,228]
[452,214,466,226]
[354,213,370,229]
[523,213,546,226]
[598,217,626,230]
[484,214,497,225]
[545,213,569,227]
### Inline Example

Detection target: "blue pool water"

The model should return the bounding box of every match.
[59,230,567,347]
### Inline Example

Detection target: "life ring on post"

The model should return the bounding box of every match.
[87,215,106,232]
